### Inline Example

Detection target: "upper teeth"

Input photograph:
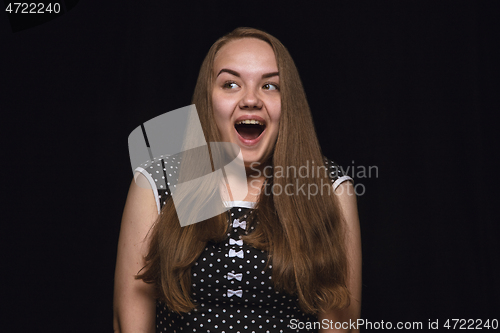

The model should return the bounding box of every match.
[236,119,264,125]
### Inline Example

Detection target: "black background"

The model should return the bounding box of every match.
[2,1,498,332]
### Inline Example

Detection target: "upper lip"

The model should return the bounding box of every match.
[234,115,266,126]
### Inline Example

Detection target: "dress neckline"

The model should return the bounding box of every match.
[223,201,256,209]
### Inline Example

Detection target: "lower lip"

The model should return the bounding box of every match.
[235,127,266,147]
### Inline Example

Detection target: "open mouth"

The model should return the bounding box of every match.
[234,119,266,140]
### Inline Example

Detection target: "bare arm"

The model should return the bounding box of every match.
[113,174,158,333]
[319,181,362,333]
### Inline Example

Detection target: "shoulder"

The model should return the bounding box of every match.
[134,157,176,214]
[323,156,353,191]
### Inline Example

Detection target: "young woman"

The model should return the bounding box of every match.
[114,27,361,333]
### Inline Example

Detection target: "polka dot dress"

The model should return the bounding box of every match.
[135,157,352,333]
[156,206,320,332]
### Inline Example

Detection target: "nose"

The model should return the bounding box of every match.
[239,87,263,110]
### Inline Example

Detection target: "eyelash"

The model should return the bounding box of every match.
[222,81,239,89]
[221,81,280,91]
[263,82,280,91]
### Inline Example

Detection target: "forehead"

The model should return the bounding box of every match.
[213,38,278,74]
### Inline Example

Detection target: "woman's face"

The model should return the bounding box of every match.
[212,38,281,169]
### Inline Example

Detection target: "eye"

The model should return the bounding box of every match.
[263,83,279,91]
[222,81,239,89]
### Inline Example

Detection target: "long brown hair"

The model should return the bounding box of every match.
[137,27,350,315]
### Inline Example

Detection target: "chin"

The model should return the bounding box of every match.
[241,151,262,167]
[241,149,272,168]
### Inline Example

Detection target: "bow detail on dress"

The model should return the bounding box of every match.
[227,272,243,281]
[227,289,243,298]
[229,238,243,246]
[229,249,244,258]
[232,219,246,230]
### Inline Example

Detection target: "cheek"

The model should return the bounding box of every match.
[212,92,235,120]
[269,104,281,141]
[274,108,281,122]
[270,102,281,127]
[212,93,235,139]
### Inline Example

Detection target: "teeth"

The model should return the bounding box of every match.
[236,119,264,125]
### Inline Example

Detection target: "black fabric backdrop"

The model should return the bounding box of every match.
[2,1,498,332]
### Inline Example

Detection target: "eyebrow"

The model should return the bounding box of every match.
[217,68,279,79]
